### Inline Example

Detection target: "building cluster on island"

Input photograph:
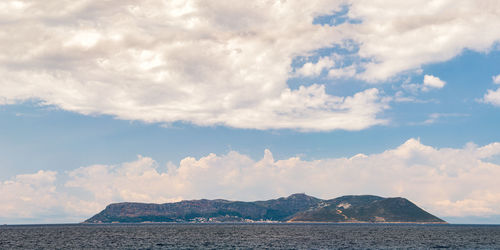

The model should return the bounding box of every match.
[187,217,279,223]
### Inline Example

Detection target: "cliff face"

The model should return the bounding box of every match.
[85,194,445,224]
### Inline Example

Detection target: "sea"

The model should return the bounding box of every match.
[0,223,499,249]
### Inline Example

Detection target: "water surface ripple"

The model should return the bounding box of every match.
[0,223,499,249]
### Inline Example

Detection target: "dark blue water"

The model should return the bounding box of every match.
[1,223,499,249]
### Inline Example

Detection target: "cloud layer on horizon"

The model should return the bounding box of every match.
[1,1,500,130]
[1,139,500,223]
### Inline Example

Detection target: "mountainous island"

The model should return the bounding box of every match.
[85,194,446,224]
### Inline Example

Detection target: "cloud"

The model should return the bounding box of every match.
[482,73,500,106]
[399,75,446,98]
[333,0,500,81]
[0,170,59,219]
[328,64,357,78]
[0,0,392,131]
[2,1,499,130]
[493,74,500,84]
[419,113,468,125]
[2,139,500,223]
[422,75,446,91]
[295,57,335,77]
[393,91,438,104]
[483,88,500,106]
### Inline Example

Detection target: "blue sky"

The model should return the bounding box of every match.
[1,1,500,224]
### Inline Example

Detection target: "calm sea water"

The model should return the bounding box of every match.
[0,223,499,249]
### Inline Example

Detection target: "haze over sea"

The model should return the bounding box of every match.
[1,224,499,249]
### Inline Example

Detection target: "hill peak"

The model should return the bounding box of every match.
[285,193,315,199]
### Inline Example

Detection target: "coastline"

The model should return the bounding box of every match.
[80,221,449,225]
[287,221,449,224]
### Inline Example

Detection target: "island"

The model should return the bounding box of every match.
[84,193,446,224]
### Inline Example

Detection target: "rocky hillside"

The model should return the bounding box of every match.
[289,195,444,223]
[85,194,445,224]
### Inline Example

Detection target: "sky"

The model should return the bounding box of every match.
[1,0,500,224]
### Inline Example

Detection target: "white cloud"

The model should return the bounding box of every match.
[421,113,468,125]
[399,75,446,97]
[295,57,335,77]
[483,88,500,106]
[0,0,393,131]
[1,1,498,130]
[328,64,357,78]
[3,1,499,130]
[334,0,500,81]
[481,74,500,106]
[493,74,500,84]
[0,170,59,219]
[422,74,446,91]
[393,90,438,104]
[2,139,500,223]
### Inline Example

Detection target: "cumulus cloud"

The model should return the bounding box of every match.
[399,75,446,99]
[422,75,446,91]
[334,0,500,81]
[2,139,500,223]
[0,0,392,131]
[2,1,499,130]
[482,73,500,106]
[0,170,59,219]
[483,88,500,106]
[493,74,500,84]
[295,57,335,77]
